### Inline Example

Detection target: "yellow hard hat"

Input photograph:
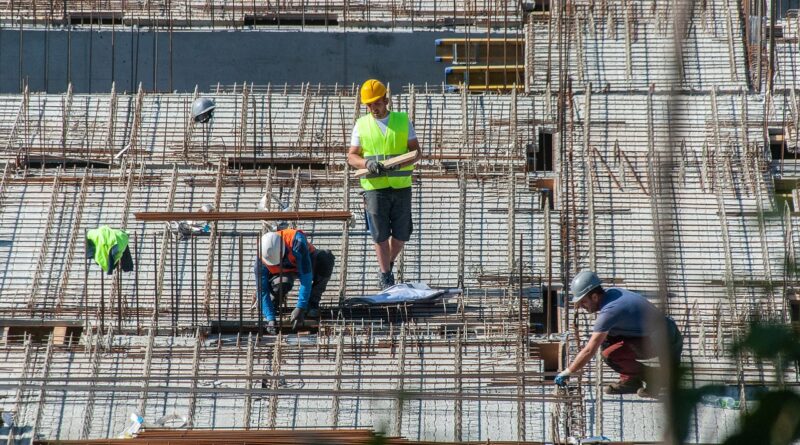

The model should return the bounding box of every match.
[360,79,387,104]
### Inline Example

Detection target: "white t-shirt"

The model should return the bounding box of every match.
[350,113,417,147]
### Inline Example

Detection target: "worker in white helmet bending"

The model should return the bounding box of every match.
[555,270,683,397]
[255,228,335,332]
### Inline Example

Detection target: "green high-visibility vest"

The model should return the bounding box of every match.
[357,111,413,190]
[86,226,129,273]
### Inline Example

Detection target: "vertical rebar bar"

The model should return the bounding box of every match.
[267,334,282,428]
[244,332,255,429]
[192,236,197,327]
[517,236,526,441]
[257,231,263,336]
[171,233,176,334]
[177,232,182,332]
[544,190,552,335]
[457,170,466,289]
[186,328,202,426]
[239,235,244,333]
[454,329,463,441]
[519,235,524,325]
[30,332,54,442]
[116,266,122,332]
[278,260,285,331]
[393,324,406,436]
[218,233,222,326]
[330,332,344,427]
[6,334,31,445]
[584,84,595,270]
[81,335,101,439]
[152,233,158,328]
[338,164,351,307]
[134,233,140,334]
[100,269,105,333]
[84,233,89,328]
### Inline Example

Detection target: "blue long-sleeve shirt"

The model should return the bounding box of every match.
[254,231,313,321]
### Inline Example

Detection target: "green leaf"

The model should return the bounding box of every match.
[731,322,800,364]
[723,390,800,445]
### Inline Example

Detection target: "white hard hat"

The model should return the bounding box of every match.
[192,97,216,123]
[199,203,215,213]
[260,232,283,266]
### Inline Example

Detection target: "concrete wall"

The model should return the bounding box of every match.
[0,28,459,93]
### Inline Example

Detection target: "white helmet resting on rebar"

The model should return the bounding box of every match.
[191,97,216,123]
[199,203,215,213]
[570,270,602,304]
[260,232,284,266]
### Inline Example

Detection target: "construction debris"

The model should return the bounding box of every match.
[344,283,461,306]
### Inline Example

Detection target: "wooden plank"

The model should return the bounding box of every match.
[1,320,83,345]
[52,326,68,345]
[0,319,85,328]
[353,151,418,178]
[530,341,562,374]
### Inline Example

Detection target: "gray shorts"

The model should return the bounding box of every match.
[364,187,413,243]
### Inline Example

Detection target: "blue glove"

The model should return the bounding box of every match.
[555,370,571,387]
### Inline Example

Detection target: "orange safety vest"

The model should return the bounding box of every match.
[265,229,316,275]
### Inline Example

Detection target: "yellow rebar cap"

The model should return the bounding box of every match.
[360,79,387,104]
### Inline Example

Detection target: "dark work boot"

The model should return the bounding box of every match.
[306,307,320,318]
[639,365,662,398]
[306,294,322,318]
[637,385,662,399]
[379,271,395,289]
[307,282,326,319]
[604,378,643,395]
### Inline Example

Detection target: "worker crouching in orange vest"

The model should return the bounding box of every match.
[255,228,335,332]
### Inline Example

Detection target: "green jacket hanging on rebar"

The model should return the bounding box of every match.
[86,226,130,274]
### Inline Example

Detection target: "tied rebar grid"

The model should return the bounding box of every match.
[0,0,799,438]
[0,324,575,441]
[0,0,525,31]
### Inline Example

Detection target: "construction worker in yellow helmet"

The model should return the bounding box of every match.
[347,79,422,289]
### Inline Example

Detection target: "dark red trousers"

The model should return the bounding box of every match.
[600,336,656,383]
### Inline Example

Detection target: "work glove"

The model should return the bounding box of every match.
[365,159,385,175]
[554,370,571,387]
[290,307,306,331]
[265,320,277,336]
